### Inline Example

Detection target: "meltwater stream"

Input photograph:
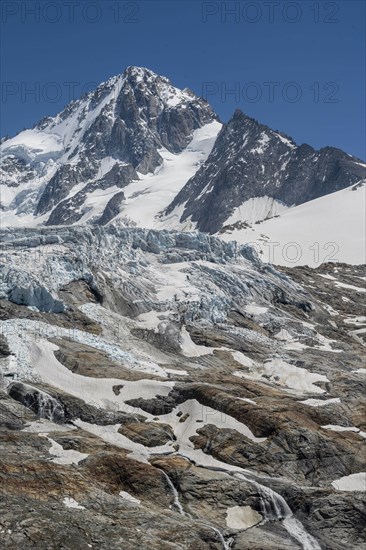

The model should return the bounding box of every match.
[158,468,233,550]
[158,468,186,516]
[208,527,234,550]
[235,473,321,550]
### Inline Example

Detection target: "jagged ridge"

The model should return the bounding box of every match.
[164,109,366,233]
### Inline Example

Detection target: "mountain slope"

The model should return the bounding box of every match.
[113,120,221,229]
[1,224,365,549]
[164,109,366,233]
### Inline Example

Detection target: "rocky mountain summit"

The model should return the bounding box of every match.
[0,226,365,549]
[1,66,217,227]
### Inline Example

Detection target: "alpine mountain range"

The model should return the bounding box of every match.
[1,66,365,235]
[1,67,365,550]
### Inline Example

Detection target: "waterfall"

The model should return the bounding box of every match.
[157,467,234,550]
[158,469,187,516]
[209,526,234,550]
[166,454,320,549]
[7,382,65,423]
[36,391,65,423]
[283,517,322,550]
[208,526,234,550]
[235,473,321,550]
[255,482,292,521]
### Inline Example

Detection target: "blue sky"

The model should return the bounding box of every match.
[1,0,365,158]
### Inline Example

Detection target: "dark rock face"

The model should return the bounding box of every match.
[45,163,137,226]
[82,451,172,506]
[99,163,138,188]
[0,334,11,357]
[39,385,145,426]
[36,160,99,216]
[118,421,175,447]
[0,389,36,429]
[165,109,366,233]
[125,393,180,416]
[106,68,216,173]
[97,191,126,226]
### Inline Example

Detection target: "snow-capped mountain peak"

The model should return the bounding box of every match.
[122,65,195,107]
[1,66,218,227]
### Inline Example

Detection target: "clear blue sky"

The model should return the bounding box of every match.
[1,0,365,159]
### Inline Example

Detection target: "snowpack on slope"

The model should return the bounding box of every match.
[220,181,366,267]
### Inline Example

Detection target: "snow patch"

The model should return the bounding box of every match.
[63,497,85,510]
[235,357,329,394]
[180,326,214,357]
[331,473,366,492]
[231,350,256,368]
[300,398,341,407]
[225,196,288,226]
[322,425,366,439]
[226,505,262,530]
[243,303,268,316]
[119,491,141,505]
[39,434,89,464]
